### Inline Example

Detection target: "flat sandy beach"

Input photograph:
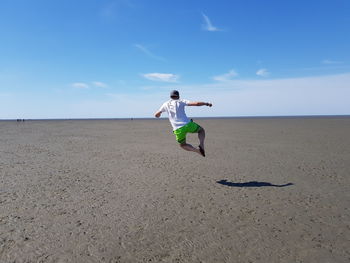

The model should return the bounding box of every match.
[0,117,349,263]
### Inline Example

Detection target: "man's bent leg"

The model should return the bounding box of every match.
[180,143,201,155]
[198,127,205,149]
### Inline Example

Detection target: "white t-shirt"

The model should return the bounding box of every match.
[159,99,191,130]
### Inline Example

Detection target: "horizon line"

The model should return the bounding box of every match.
[2,114,350,121]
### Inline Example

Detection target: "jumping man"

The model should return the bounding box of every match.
[154,90,212,157]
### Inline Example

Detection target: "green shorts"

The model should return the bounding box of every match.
[173,121,201,144]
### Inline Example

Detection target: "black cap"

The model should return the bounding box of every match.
[170,90,179,98]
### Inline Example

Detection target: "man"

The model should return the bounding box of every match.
[154,90,212,157]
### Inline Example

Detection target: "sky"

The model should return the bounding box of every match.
[0,0,349,119]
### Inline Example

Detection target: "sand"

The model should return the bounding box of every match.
[0,117,349,263]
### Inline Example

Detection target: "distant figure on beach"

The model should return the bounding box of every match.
[154,90,212,157]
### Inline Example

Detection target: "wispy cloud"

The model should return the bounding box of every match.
[93,81,108,88]
[99,0,134,20]
[72,82,89,89]
[82,73,350,118]
[142,73,350,117]
[322,59,343,65]
[134,44,165,61]
[100,2,116,18]
[2,73,349,119]
[72,82,109,89]
[201,13,222,32]
[256,68,270,77]
[213,69,238,81]
[142,73,179,82]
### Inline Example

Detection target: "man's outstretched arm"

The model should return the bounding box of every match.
[154,111,162,118]
[187,102,212,107]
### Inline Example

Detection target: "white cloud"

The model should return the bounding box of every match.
[213,69,238,82]
[134,44,165,61]
[142,73,179,83]
[155,73,350,117]
[72,82,108,89]
[201,13,221,32]
[256,68,270,77]
[322,59,343,65]
[93,81,108,88]
[72,82,89,89]
[1,73,349,119]
[81,73,350,118]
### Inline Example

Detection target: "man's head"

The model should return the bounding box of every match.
[170,90,180,99]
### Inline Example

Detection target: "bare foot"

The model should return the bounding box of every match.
[198,146,205,157]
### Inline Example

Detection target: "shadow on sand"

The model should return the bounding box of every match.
[217,179,293,188]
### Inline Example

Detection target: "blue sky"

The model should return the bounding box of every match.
[0,0,349,119]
